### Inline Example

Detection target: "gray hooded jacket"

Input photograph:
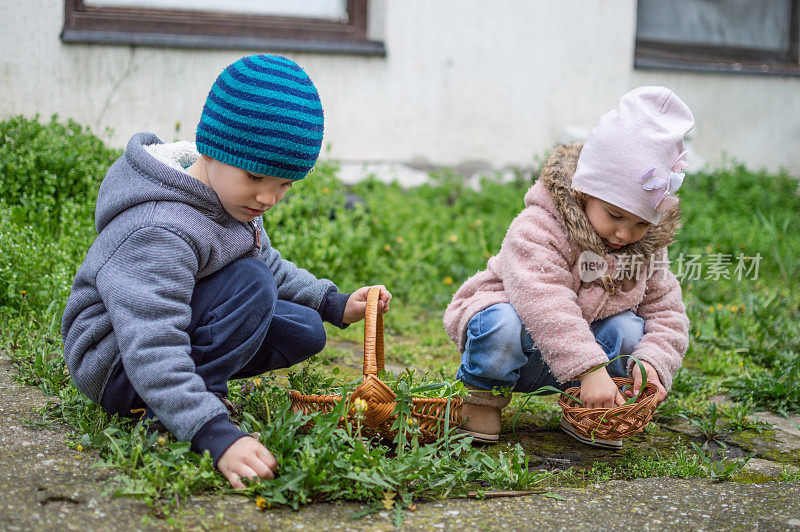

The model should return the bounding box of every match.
[62,132,346,446]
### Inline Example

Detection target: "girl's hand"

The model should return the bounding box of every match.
[626,360,668,403]
[343,285,392,324]
[217,436,278,490]
[578,367,626,409]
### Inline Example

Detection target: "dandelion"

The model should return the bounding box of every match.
[255,496,267,510]
[20,290,26,295]
[406,417,420,430]
[384,244,391,251]
[444,277,453,285]
[353,398,368,438]
[475,219,483,226]
[448,234,459,243]
[322,187,329,194]
[76,444,83,451]
[707,306,715,313]
[353,398,368,414]
[396,236,404,244]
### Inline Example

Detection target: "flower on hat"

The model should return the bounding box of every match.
[637,150,688,212]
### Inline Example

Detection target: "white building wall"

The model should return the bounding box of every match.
[1,0,798,177]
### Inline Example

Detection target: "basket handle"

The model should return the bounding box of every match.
[363,286,384,376]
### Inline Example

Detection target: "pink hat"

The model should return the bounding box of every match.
[571,86,695,225]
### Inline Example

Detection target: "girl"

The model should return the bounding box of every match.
[443,86,692,448]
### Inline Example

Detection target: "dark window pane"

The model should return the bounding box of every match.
[637,0,792,52]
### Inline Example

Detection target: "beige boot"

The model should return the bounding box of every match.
[457,386,512,443]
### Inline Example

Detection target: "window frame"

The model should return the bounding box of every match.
[634,0,800,76]
[61,0,385,56]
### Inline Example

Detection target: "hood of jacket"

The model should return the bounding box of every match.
[95,133,230,233]
[530,142,681,258]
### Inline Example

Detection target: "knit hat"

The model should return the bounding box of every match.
[195,54,324,181]
[571,86,695,225]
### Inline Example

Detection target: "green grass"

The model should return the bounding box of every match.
[1,116,799,519]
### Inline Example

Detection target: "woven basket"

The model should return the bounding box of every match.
[289,287,463,442]
[558,377,658,440]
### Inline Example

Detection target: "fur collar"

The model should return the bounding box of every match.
[537,142,681,258]
[143,141,200,173]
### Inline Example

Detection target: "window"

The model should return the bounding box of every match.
[61,0,385,56]
[635,0,799,76]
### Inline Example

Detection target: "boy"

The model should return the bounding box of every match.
[61,54,391,489]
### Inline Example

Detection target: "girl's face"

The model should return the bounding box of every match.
[583,196,650,251]
[193,156,295,222]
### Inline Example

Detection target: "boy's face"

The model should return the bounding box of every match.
[583,196,650,251]
[205,158,295,222]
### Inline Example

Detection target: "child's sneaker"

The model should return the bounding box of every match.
[559,415,622,449]
[456,386,511,443]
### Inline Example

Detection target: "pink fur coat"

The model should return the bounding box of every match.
[443,143,690,391]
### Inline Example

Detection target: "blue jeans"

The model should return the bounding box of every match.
[101,258,327,418]
[456,303,644,393]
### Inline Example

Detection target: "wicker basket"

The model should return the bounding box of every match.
[558,377,658,440]
[289,287,463,442]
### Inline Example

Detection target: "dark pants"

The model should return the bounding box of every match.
[101,258,326,418]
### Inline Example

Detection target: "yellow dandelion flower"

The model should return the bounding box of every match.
[396,236,404,244]
[353,398,368,413]
[475,219,483,226]
[708,306,715,313]
[76,444,84,452]
[448,234,459,243]
[384,244,391,251]
[255,497,267,510]
[322,187,329,194]
[705,245,712,253]
[444,277,453,285]
[21,290,26,295]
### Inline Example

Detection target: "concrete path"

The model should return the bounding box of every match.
[2,356,799,531]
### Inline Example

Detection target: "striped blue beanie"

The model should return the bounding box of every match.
[196,54,324,181]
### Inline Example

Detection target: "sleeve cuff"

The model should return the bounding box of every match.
[190,413,249,467]
[317,286,351,329]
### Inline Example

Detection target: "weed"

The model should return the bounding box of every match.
[679,402,726,444]
[779,465,800,482]
[719,402,771,434]
[689,442,755,482]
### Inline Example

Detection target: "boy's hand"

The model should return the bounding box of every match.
[343,285,392,324]
[578,367,626,409]
[626,360,668,403]
[217,436,278,490]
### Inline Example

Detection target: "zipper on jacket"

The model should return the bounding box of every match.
[251,219,261,250]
